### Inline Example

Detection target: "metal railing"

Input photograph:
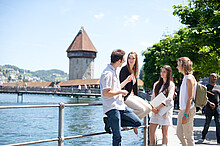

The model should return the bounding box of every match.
[0,103,149,146]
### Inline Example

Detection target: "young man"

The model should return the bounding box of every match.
[201,73,220,144]
[100,49,141,146]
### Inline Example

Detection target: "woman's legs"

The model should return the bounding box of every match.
[149,123,158,145]
[162,125,169,144]
[125,95,151,119]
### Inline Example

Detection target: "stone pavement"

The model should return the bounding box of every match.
[155,109,219,146]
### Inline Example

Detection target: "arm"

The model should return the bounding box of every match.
[163,82,175,105]
[120,75,133,89]
[182,77,195,124]
[102,88,128,97]
[207,90,216,108]
[151,82,160,114]
[119,66,131,89]
[156,83,175,111]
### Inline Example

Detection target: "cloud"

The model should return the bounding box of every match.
[124,15,140,26]
[94,13,104,19]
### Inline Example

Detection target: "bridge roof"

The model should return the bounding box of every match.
[66,27,98,53]
[57,79,100,87]
[3,79,144,87]
[3,82,52,87]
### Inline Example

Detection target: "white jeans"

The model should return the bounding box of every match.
[177,106,196,146]
[125,95,152,119]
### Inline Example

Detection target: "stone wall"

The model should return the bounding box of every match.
[69,58,94,80]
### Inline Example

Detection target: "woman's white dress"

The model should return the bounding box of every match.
[149,81,175,125]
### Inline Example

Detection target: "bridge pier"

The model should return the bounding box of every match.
[17,93,23,103]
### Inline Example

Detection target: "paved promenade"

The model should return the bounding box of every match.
[155,109,219,145]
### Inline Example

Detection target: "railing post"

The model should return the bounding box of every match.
[58,102,65,146]
[143,115,148,146]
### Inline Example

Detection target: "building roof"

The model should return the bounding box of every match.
[66,27,98,53]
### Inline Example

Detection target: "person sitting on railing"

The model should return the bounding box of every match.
[100,49,141,146]
[119,52,151,134]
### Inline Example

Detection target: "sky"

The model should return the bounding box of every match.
[0,0,186,78]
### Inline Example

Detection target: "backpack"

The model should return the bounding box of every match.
[194,83,208,108]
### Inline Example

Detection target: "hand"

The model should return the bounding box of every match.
[121,90,128,96]
[122,96,125,103]
[182,116,188,124]
[130,74,136,84]
[126,75,133,83]
[209,102,216,109]
[152,107,159,114]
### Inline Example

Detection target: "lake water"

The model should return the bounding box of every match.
[0,93,147,146]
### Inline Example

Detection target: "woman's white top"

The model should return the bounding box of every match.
[179,74,197,110]
[149,81,175,125]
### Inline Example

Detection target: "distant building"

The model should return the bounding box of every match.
[67,27,98,80]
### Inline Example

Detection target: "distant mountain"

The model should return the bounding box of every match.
[32,69,68,82]
[0,64,68,82]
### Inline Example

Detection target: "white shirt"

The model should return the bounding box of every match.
[100,64,126,114]
[179,74,197,110]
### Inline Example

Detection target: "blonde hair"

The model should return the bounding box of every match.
[178,57,193,75]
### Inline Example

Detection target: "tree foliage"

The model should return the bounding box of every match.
[142,0,220,90]
[143,27,219,90]
[173,0,220,55]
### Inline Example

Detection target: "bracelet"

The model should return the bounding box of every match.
[162,103,165,106]
[183,114,189,117]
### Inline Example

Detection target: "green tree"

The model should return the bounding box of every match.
[8,75,11,82]
[173,0,220,56]
[2,70,6,76]
[143,28,219,90]
[142,0,220,90]
[18,74,23,80]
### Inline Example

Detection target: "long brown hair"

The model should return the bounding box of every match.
[154,65,173,97]
[126,52,139,78]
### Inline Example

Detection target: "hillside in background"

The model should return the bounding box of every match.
[0,64,68,82]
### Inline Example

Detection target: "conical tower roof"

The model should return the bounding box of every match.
[67,27,98,53]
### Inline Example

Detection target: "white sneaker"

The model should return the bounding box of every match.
[197,139,205,144]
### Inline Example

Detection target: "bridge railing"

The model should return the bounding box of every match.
[0,103,149,146]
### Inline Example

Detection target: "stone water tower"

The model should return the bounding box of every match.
[67,27,97,80]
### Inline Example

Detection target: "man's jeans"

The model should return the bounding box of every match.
[202,106,220,143]
[105,108,142,146]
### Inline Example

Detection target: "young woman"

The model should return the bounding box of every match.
[149,65,175,146]
[176,57,197,146]
[119,52,151,134]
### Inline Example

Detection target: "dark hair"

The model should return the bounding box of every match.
[154,65,173,97]
[126,52,139,78]
[178,57,193,75]
[111,49,125,63]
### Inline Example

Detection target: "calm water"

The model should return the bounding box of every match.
[0,93,145,145]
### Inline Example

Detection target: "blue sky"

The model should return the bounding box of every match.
[0,0,186,78]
